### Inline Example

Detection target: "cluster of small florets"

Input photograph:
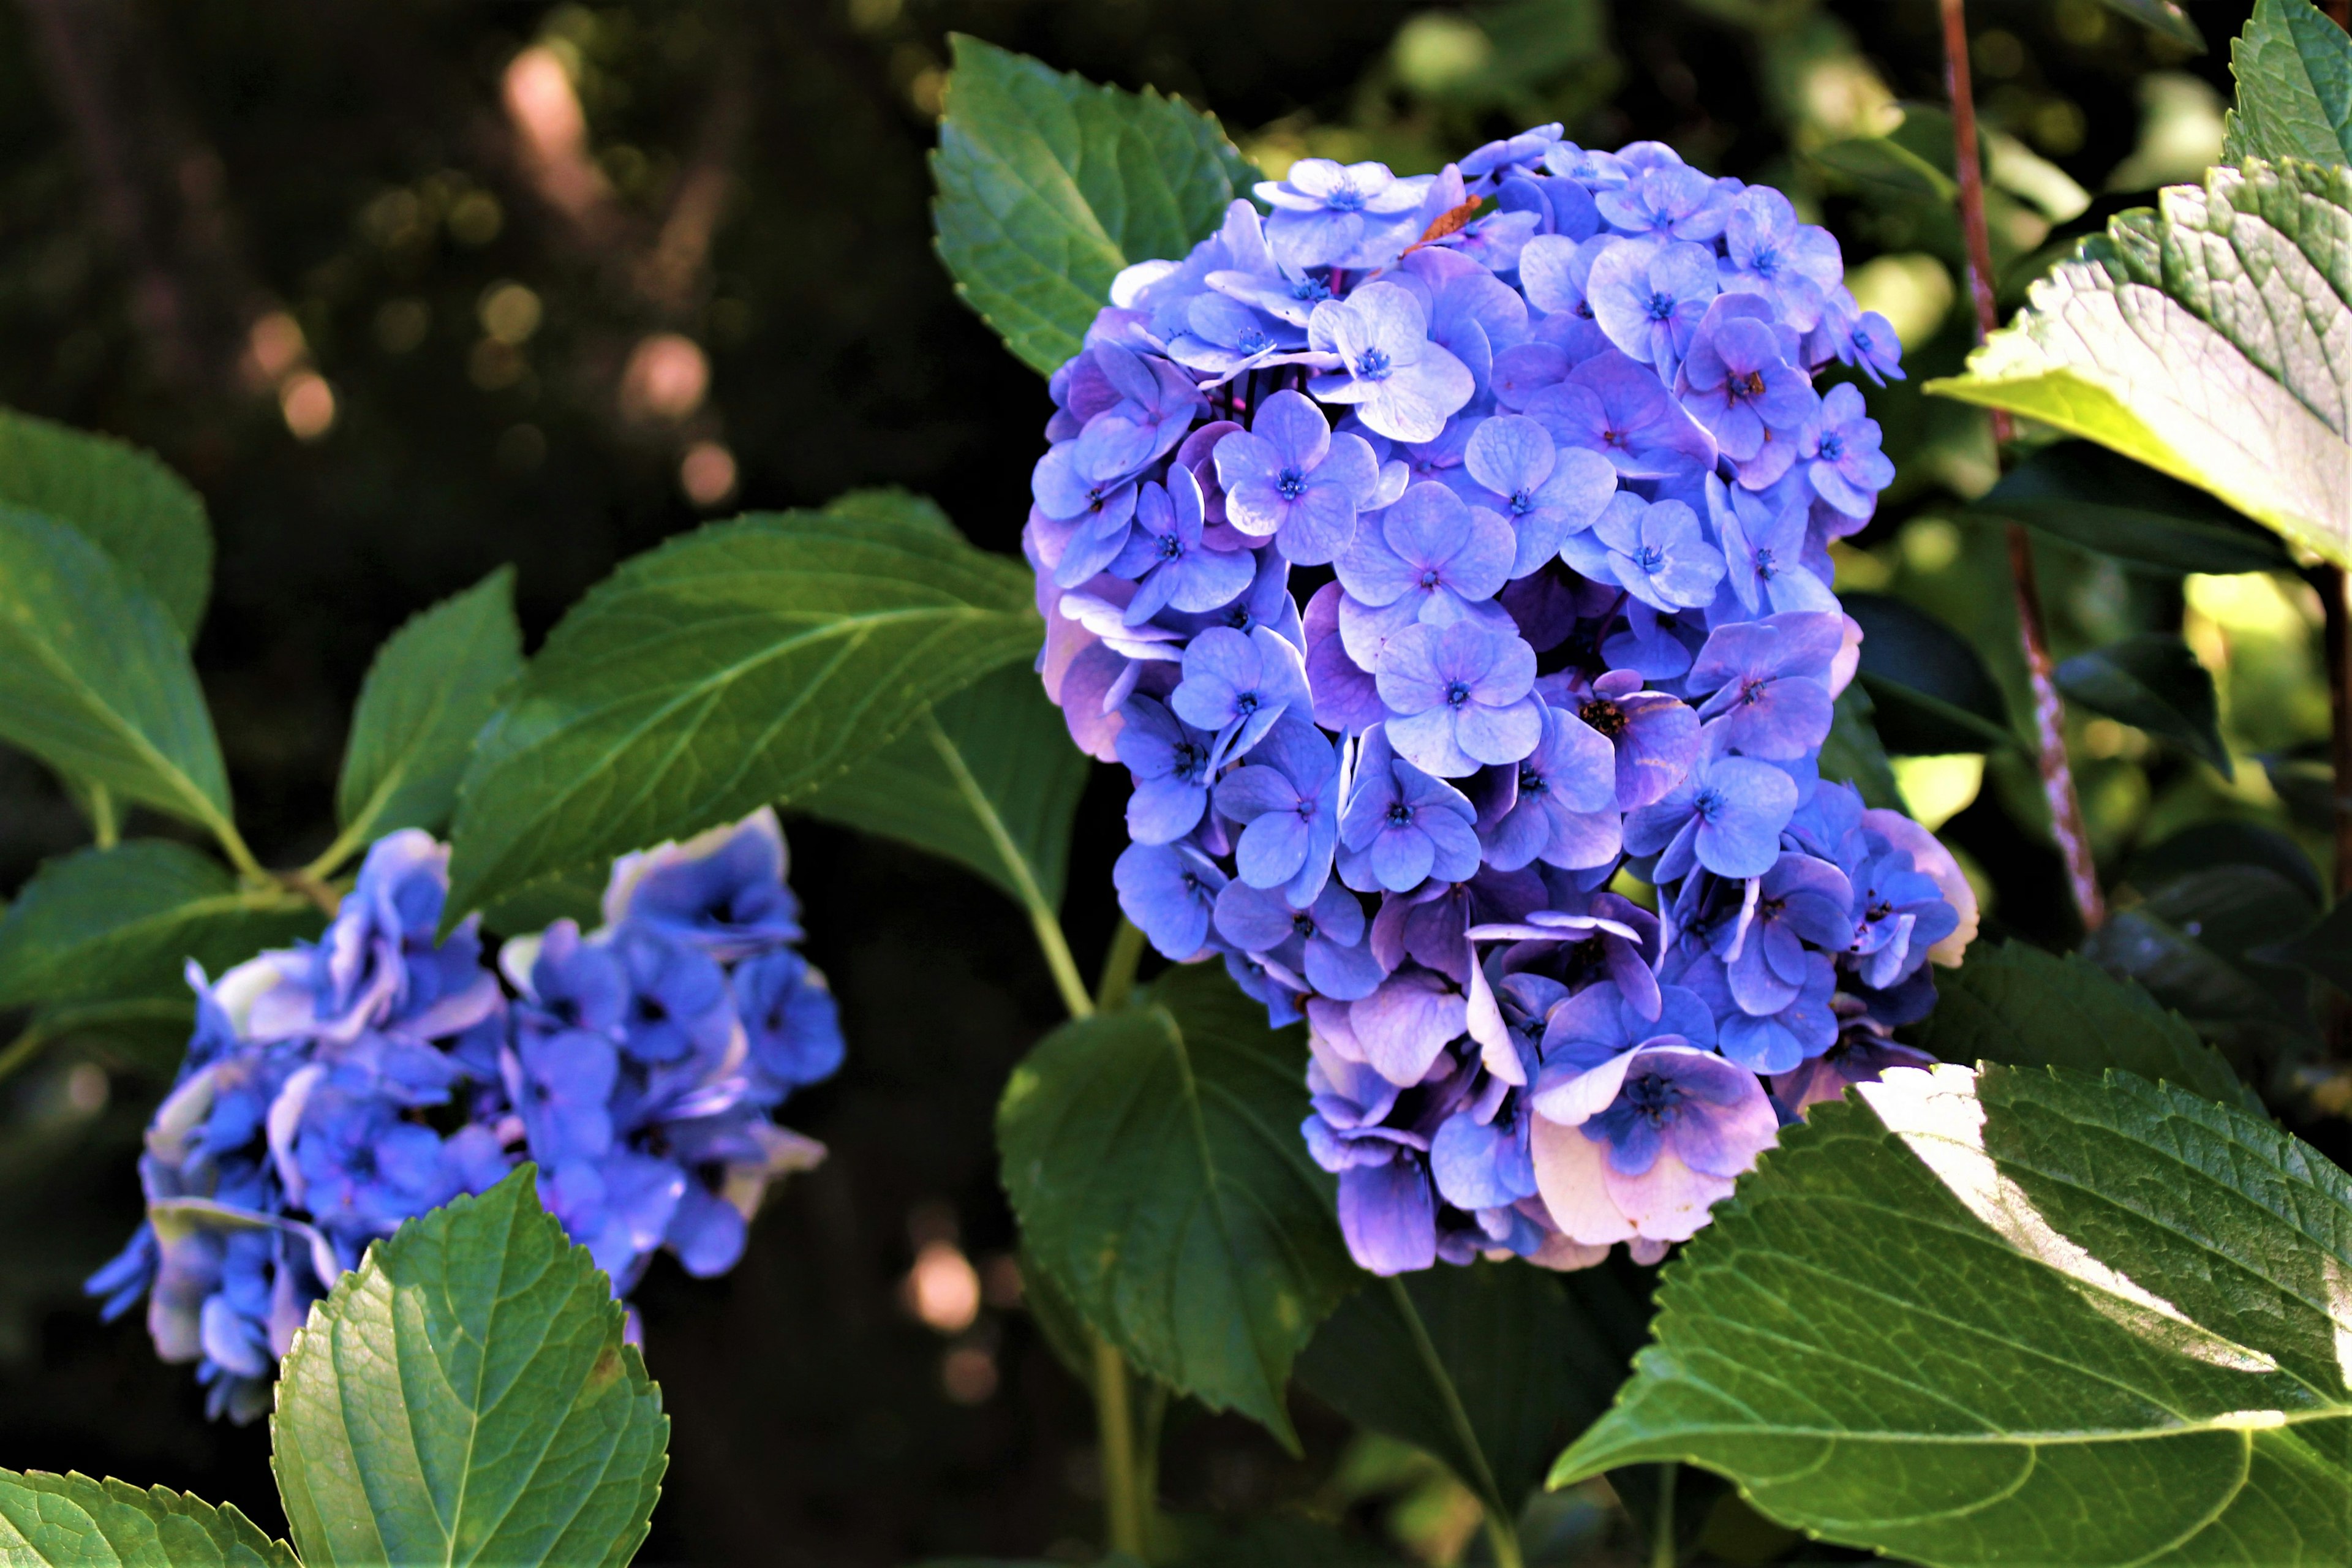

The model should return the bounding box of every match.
[85,810,840,1420]
[1025,127,1977,1275]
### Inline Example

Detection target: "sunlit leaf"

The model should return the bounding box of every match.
[1553,1062,2352,1564]
[273,1167,668,1568]
[932,35,1257,375]
[2224,0,2352,167]
[1927,159,2352,566]
[0,1469,295,1567]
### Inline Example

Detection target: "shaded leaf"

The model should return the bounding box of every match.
[1927,160,2352,566]
[1553,1062,2352,1564]
[797,661,1090,914]
[336,566,524,840]
[997,963,1357,1448]
[1843,592,2014,753]
[2100,0,2204,53]
[2054,633,2231,775]
[2130,818,2324,907]
[0,842,320,1012]
[273,1167,668,1568]
[1815,683,1902,810]
[0,408,212,640]
[1295,1257,1652,1520]
[1805,135,1955,203]
[2224,0,2352,167]
[0,510,234,839]
[1907,939,2258,1111]
[1969,439,2290,575]
[445,503,1039,924]
[0,1469,295,1566]
[932,35,1257,375]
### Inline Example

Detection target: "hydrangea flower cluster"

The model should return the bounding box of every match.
[85,810,841,1420]
[1027,129,1975,1276]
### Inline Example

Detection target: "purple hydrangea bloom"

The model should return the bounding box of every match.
[1678,298,1821,478]
[1586,240,1719,375]
[1306,282,1476,443]
[1804,382,1898,518]
[1376,619,1542,778]
[1214,717,1344,905]
[1560,492,1725,612]
[1338,725,1483,892]
[1110,467,1256,622]
[1115,839,1229,959]
[1709,475,1837,616]
[1625,744,1800,881]
[1214,388,1382,564]
[1257,158,1430,271]
[1686,611,1843,761]
[1014,125,1951,1277]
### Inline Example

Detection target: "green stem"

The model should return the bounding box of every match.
[300,805,383,886]
[923,710,1093,1019]
[1135,1376,1169,1556]
[1091,1333,1147,1558]
[1385,1277,1522,1568]
[88,782,118,850]
[1651,1462,1679,1568]
[1095,918,1146,1012]
[210,815,270,886]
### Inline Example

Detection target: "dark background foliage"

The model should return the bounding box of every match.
[0,1,2270,1562]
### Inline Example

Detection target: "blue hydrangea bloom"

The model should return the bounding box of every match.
[1023,126,1969,1276]
[90,808,841,1417]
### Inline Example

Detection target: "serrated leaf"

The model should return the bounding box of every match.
[997,963,1358,1448]
[932,34,1257,375]
[0,408,212,640]
[1967,439,2291,575]
[444,504,1039,924]
[796,661,1090,913]
[336,567,524,840]
[272,1167,668,1568]
[2224,0,2352,167]
[1926,159,2352,566]
[1844,592,2015,753]
[2055,633,2231,775]
[1908,939,2258,1111]
[1552,1062,2352,1564]
[0,509,234,839]
[0,1469,296,1566]
[1295,1259,1652,1521]
[2100,0,2204,52]
[0,842,320,1012]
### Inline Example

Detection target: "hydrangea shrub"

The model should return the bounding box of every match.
[1023,129,1977,1276]
[84,810,839,1420]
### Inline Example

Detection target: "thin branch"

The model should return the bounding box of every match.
[1939,0,2105,932]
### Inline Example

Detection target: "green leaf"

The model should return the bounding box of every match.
[1907,939,2258,1112]
[1843,592,2015,753]
[2224,0,2352,167]
[0,1469,296,1566]
[1967,439,2291,575]
[1815,684,1902,810]
[0,509,234,838]
[1926,159,2352,567]
[796,661,1090,913]
[932,34,1257,375]
[1295,1259,1653,1520]
[272,1167,668,1568]
[2254,895,2352,995]
[997,963,1358,1448]
[822,484,959,537]
[2132,819,2324,906]
[444,503,1039,924]
[2054,633,2231,775]
[0,408,212,640]
[1805,134,1956,204]
[1551,1062,2352,1564]
[0,842,320,1012]
[336,566,524,840]
[2100,0,2205,53]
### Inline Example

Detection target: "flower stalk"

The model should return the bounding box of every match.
[1937,0,2104,932]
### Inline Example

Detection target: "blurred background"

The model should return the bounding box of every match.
[0,1,2302,1562]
